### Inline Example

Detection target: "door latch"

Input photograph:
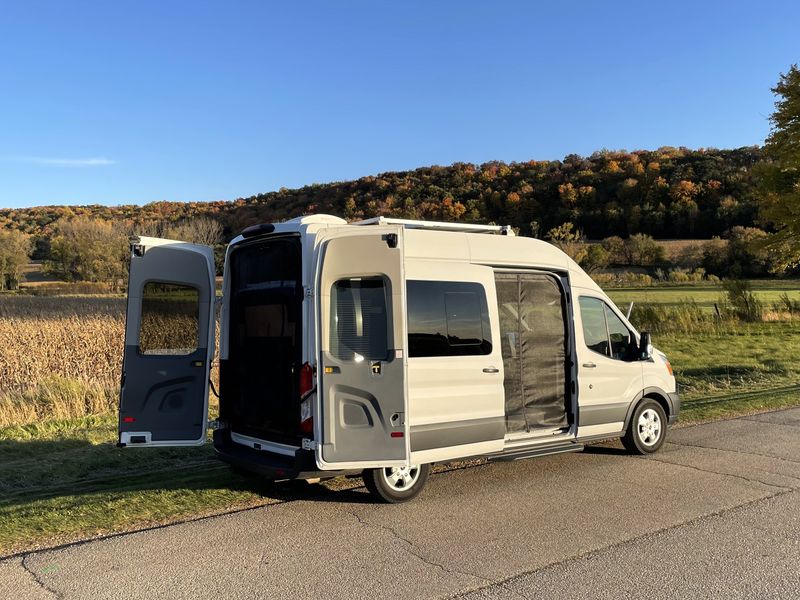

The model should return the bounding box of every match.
[302,438,319,451]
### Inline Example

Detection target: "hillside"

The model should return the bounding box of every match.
[0,146,764,247]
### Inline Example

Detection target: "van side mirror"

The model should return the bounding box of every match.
[639,331,653,360]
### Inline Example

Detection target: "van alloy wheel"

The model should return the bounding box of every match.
[637,408,662,447]
[363,463,431,503]
[380,465,421,492]
[622,398,668,455]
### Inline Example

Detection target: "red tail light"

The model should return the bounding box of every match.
[300,416,313,434]
[299,362,313,398]
[123,416,135,423]
[299,362,314,434]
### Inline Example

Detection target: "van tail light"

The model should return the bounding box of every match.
[299,362,314,398]
[299,362,314,434]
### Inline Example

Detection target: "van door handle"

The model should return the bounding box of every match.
[483,367,500,373]
[582,362,596,368]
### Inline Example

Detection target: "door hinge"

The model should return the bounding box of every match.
[301,438,318,451]
[208,419,228,431]
[304,286,314,299]
[215,295,224,307]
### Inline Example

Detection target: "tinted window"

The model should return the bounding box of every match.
[605,305,633,360]
[407,281,492,357]
[579,296,635,361]
[139,282,199,355]
[578,297,608,356]
[330,278,388,361]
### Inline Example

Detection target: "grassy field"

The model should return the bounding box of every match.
[1,283,799,556]
[606,279,800,312]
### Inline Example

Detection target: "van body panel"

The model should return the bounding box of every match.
[404,259,505,458]
[118,236,215,447]
[314,225,410,470]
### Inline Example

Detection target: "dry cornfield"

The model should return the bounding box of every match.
[0,296,126,426]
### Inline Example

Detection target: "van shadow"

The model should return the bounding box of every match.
[0,437,374,511]
[581,444,628,456]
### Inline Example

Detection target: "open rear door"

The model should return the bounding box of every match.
[316,226,409,469]
[118,236,216,447]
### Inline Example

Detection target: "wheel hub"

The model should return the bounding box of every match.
[381,465,420,492]
[637,408,662,447]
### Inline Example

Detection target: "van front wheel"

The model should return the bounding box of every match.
[622,399,667,454]
[363,464,431,503]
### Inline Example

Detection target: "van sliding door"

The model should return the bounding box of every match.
[495,272,570,434]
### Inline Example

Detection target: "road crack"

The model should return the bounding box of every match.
[20,554,63,599]
[642,455,795,492]
[450,488,796,599]
[345,509,494,586]
[665,440,800,465]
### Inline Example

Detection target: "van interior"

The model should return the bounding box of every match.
[220,236,304,445]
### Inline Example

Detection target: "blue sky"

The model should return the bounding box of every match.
[1,1,798,209]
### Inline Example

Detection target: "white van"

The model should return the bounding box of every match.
[119,215,679,503]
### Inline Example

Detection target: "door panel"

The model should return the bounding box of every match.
[575,295,643,437]
[119,237,215,447]
[404,265,505,459]
[317,227,408,468]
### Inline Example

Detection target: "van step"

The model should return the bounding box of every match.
[489,443,584,462]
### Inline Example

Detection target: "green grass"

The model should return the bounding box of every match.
[0,415,319,556]
[607,279,800,312]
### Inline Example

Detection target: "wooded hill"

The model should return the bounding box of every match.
[1,146,764,249]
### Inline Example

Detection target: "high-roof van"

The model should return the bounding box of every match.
[119,215,679,502]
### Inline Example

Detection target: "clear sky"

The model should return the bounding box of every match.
[1,0,798,209]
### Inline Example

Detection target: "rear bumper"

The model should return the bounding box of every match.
[213,429,330,480]
[667,388,681,424]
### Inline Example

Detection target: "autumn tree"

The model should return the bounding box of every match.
[165,217,224,246]
[0,229,32,290]
[546,222,587,263]
[757,64,800,270]
[46,218,128,288]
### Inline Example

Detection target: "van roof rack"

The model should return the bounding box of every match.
[352,216,515,236]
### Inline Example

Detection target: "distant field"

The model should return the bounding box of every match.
[606,279,800,311]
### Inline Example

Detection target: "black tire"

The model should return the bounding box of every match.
[622,398,668,454]
[363,464,431,503]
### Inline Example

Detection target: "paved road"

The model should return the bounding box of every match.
[3,408,799,599]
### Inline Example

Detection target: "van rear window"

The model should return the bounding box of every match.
[407,280,492,358]
[330,278,389,361]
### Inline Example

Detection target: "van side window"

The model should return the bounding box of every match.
[330,278,389,361]
[139,282,199,355]
[407,281,492,357]
[578,296,635,361]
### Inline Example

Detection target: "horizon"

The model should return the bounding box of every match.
[1,1,798,209]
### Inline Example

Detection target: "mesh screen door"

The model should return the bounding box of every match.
[495,273,569,433]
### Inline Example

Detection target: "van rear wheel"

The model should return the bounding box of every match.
[363,464,430,503]
[622,398,667,454]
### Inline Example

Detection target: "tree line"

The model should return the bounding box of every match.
[2,63,800,288]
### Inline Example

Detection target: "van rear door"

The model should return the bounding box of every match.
[118,236,216,447]
[316,226,409,469]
